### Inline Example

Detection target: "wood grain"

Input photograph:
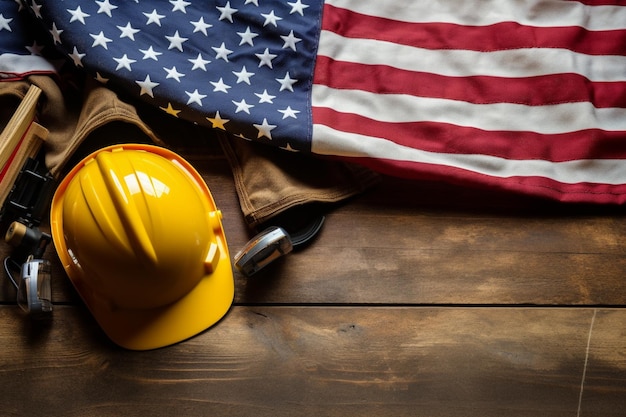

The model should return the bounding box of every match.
[1,306,624,417]
[28,191,626,306]
[0,85,41,169]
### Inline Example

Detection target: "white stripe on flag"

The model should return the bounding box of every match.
[311,124,626,185]
[0,53,57,78]
[325,0,626,31]
[312,85,626,134]
[317,31,626,82]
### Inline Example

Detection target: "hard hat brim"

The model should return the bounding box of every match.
[81,254,234,351]
[50,144,235,350]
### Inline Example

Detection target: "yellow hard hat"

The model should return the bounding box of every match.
[50,144,234,350]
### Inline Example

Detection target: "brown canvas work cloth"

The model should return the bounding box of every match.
[1,75,379,230]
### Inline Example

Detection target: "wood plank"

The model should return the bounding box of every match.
[321,209,626,255]
[33,235,626,306]
[0,85,41,170]
[233,178,626,305]
[578,309,626,416]
[237,248,626,305]
[0,306,623,417]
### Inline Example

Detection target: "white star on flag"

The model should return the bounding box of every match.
[164,66,185,82]
[217,2,237,23]
[276,72,297,92]
[170,0,191,14]
[256,48,277,68]
[68,6,90,25]
[136,75,160,97]
[117,22,140,40]
[278,106,300,119]
[261,10,281,27]
[69,46,85,66]
[50,23,63,44]
[233,66,254,84]
[254,118,277,139]
[144,10,166,26]
[281,31,301,51]
[186,89,207,106]
[210,78,231,93]
[166,30,188,51]
[255,90,276,104]
[0,13,12,31]
[237,27,258,46]
[232,98,254,114]
[96,0,117,17]
[288,0,309,16]
[140,46,162,61]
[189,53,210,70]
[113,54,136,71]
[90,31,112,49]
[191,17,212,35]
[212,42,233,62]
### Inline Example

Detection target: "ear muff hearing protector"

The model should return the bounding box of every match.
[234,214,325,277]
[3,221,53,315]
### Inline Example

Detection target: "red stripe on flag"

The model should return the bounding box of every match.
[344,155,626,204]
[321,4,626,56]
[312,106,626,162]
[574,0,626,5]
[314,56,626,108]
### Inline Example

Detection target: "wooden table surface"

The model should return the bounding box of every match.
[1,138,625,417]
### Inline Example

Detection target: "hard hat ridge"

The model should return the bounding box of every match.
[95,149,160,265]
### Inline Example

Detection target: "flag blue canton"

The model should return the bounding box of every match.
[0,0,61,80]
[28,0,323,151]
[0,0,32,57]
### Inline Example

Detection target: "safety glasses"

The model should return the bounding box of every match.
[3,255,52,315]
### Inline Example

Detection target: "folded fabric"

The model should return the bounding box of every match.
[220,134,379,228]
[3,0,626,203]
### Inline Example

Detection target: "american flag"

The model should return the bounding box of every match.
[2,0,626,204]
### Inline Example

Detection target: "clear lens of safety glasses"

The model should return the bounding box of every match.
[17,256,52,314]
[4,255,53,315]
